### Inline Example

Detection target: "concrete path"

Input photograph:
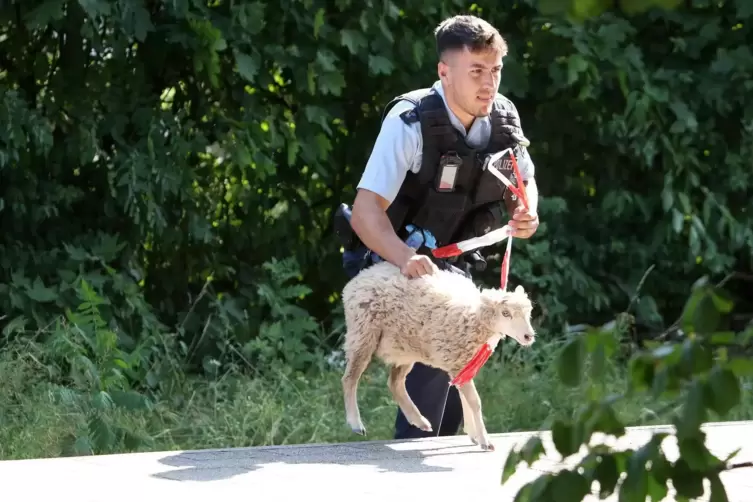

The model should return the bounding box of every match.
[1,421,751,501]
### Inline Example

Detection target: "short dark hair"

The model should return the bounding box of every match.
[434,15,508,59]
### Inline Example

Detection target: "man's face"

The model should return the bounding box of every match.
[439,47,503,121]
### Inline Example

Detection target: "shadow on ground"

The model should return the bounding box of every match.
[152,439,490,482]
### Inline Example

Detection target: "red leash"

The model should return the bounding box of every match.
[431,148,529,387]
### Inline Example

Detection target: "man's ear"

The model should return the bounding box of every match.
[438,61,448,79]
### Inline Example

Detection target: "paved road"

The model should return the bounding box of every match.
[1,421,751,501]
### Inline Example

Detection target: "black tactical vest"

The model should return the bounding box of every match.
[381,87,529,248]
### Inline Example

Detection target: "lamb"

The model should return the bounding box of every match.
[340,260,536,451]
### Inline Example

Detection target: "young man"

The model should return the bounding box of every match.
[345,14,540,440]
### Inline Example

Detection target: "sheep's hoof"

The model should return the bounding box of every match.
[479,440,495,452]
[351,426,366,436]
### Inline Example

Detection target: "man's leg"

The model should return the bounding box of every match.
[393,362,463,439]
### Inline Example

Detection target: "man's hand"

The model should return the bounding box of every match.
[399,253,438,279]
[509,206,539,239]
[351,189,438,279]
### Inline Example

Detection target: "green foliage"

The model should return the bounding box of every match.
[1,0,752,478]
[2,0,752,368]
[502,277,751,501]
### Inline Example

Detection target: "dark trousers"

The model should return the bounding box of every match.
[343,249,464,439]
[393,363,463,439]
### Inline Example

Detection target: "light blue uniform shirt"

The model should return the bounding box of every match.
[344,81,535,274]
[357,80,535,205]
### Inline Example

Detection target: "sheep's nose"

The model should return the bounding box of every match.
[524,334,533,342]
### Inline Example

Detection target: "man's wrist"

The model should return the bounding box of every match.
[395,246,416,268]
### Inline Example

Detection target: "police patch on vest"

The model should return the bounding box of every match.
[483,149,522,207]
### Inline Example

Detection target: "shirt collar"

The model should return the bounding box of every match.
[430,80,488,137]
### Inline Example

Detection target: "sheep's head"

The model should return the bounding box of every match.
[480,285,536,346]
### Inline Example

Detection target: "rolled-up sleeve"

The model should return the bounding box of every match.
[357,101,421,205]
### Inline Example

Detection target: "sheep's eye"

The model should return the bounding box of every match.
[502,310,511,318]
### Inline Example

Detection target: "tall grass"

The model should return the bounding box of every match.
[2,329,751,461]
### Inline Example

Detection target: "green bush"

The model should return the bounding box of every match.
[1,0,752,497]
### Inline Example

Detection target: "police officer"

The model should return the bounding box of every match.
[341,14,540,440]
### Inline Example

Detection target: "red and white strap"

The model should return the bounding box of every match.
[431,148,528,291]
[440,149,530,387]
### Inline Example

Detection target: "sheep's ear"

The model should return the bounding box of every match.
[514,285,524,294]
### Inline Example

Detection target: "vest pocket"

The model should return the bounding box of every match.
[411,190,470,246]
[473,166,508,206]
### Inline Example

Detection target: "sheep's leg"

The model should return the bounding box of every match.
[388,363,433,432]
[341,330,379,435]
[457,379,493,451]
[459,391,479,445]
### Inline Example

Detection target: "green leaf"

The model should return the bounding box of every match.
[501,449,521,484]
[123,430,146,451]
[23,0,65,29]
[646,471,668,502]
[675,380,706,438]
[368,55,394,76]
[725,358,753,377]
[621,434,666,502]
[90,390,114,411]
[708,473,730,502]
[2,315,28,336]
[566,54,589,84]
[670,459,705,499]
[512,482,533,502]
[711,290,735,313]
[705,367,740,416]
[109,390,153,411]
[628,354,655,392]
[620,457,648,502]
[25,276,58,303]
[312,8,325,38]
[551,419,579,457]
[549,470,590,502]
[557,336,585,387]
[590,342,606,379]
[120,1,154,42]
[710,332,737,344]
[678,339,713,378]
[588,401,626,437]
[680,285,728,334]
[412,40,426,68]
[671,208,684,233]
[520,435,546,466]
[661,187,673,211]
[735,0,753,17]
[527,474,555,501]
[677,433,713,471]
[340,29,367,54]
[318,71,346,96]
[78,0,112,17]
[593,453,619,498]
[88,414,115,453]
[234,50,260,83]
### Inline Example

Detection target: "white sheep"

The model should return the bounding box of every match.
[340,260,536,451]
